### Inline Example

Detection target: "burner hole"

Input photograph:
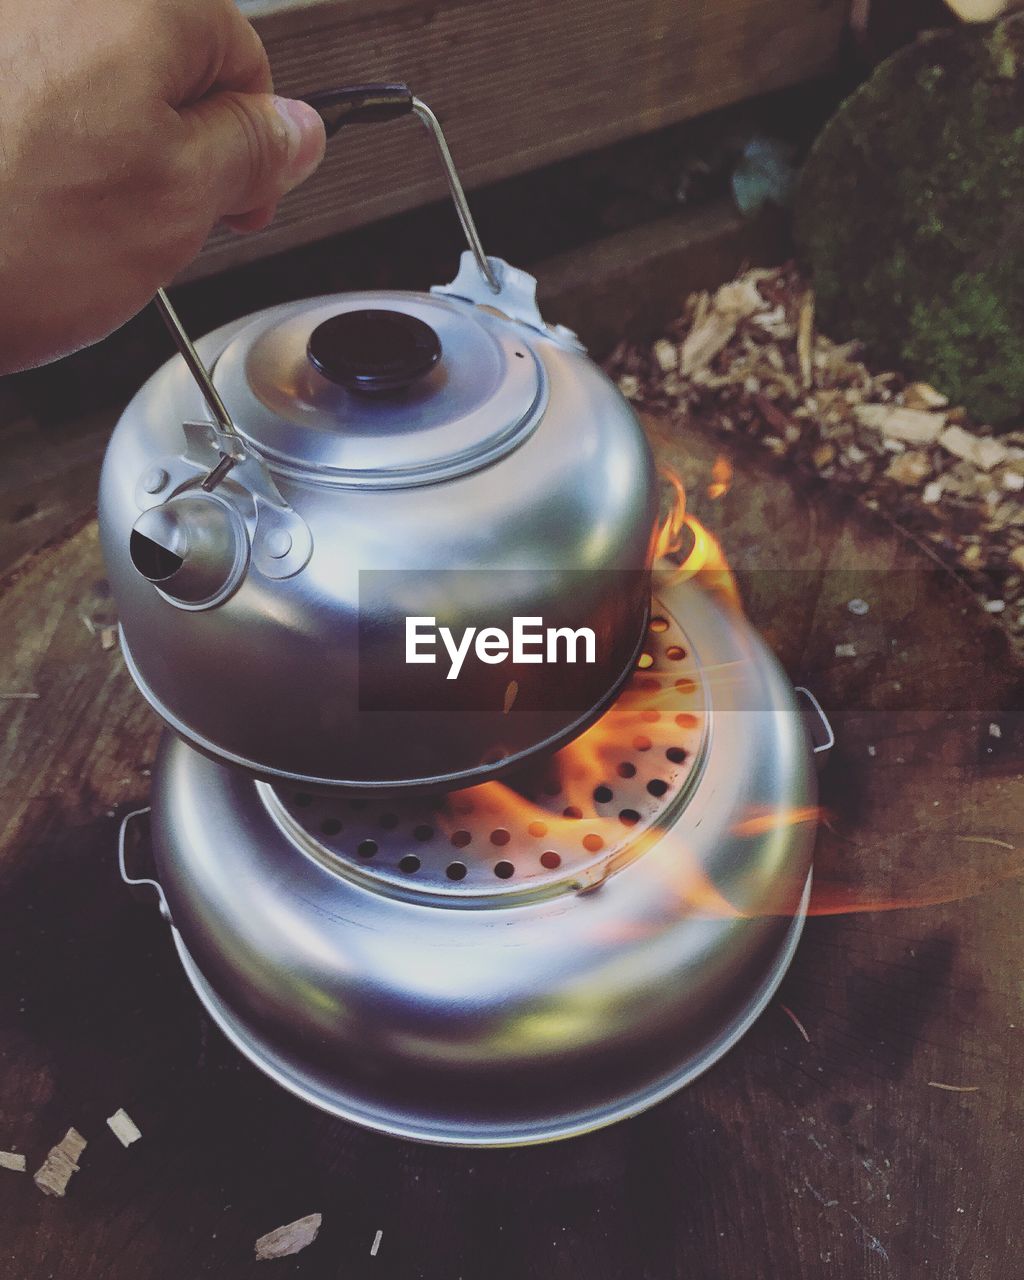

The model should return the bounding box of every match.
[619,809,641,827]
[666,646,686,662]
[650,616,669,633]
[320,817,342,836]
[675,677,697,694]
[637,652,654,670]
[666,746,688,764]
[647,779,669,798]
[542,778,562,796]
[527,821,548,838]
[633,734,652,751]
[293,792,313,807]
[413,824,434,842]
[494,861,515,879]
[582,833,605,853]
[675,712,699,729]
[617,761,637,779]
[490,828,511,847]
[641,709,661,723]
[399,854,421,874]
[446,862,468,881]
[357,839,378,858]
[540,850,562,870]
[378,812,399,830]
[451,830,472,849]
[593,785,613,804]
[563,805,583,820]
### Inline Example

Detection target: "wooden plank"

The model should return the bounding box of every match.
[187,0,848,279]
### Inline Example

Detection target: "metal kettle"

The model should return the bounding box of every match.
[98,86,659,794]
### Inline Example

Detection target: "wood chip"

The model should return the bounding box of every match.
[370,1229,383,1257]
[680,279,763,376]
[33,1128,86,1197]
[886,451,932,485]
[652,339,678,373]
[680,311,740,377]
[927,1081,980,1093]
[255,1213,322,1261]
[106,1108,141,1148]
[903,381,949,411]
[0,1151,26,1173]
[855,404,947,445]
[939,425,1008,472]
[502,680,519,715]
[797,292,815,389]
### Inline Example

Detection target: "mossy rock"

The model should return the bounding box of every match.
[795,15,1024,427]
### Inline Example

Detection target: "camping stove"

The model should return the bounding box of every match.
[107,83,832,1146]
[120,574,832,1147]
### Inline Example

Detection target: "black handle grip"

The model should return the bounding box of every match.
[303,84,414,137]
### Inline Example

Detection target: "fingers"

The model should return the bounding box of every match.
[179,91,325,225]
[214,6,273,96]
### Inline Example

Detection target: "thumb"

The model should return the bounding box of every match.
[182,92,325,223]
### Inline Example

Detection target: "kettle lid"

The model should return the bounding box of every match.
[210,291,545,488]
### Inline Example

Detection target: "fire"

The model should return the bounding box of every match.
[707,456,734,501]
[413,462,757,914]
[653,465,741,611]
[378,457,1013,931]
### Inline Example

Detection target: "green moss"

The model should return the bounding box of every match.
[794,14,1024,426]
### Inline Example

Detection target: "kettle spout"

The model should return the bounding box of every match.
[130,494,247,607]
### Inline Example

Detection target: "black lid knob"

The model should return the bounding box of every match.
[307,309,442,394]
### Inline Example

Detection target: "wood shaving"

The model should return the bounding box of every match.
[371,1229,383,1257]
[797,292,815,389]
[780,1003,811,1042]
[927,1081,980,1092]
[956,835,1015,850]
[855,404,947,445]
[502,680,519,715]
[106,1108,141,1148]
[255,1213,322,1261]
[605,263,1024,657]
[33,1128,86,1197]
[0,1151,26,1173]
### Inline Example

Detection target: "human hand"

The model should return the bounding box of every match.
[0,0,325,372]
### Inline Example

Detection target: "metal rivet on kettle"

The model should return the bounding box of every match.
[142,467,169,494]
[264,529,292,560]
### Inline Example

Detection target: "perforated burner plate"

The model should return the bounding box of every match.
[265,597,707,899]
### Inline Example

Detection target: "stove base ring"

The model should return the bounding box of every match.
[170,872,812,1148]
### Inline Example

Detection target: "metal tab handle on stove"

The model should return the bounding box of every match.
[303,84,501,295]
[118,807,172,922]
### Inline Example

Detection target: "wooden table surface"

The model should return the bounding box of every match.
[1,416,1021,1280]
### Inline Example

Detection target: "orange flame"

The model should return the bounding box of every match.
[707,456,734,501]
[654,465,741,612]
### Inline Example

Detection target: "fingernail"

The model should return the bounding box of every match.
[272,96,326,189]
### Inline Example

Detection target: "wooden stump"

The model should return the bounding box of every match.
[0,418,1021,1279]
